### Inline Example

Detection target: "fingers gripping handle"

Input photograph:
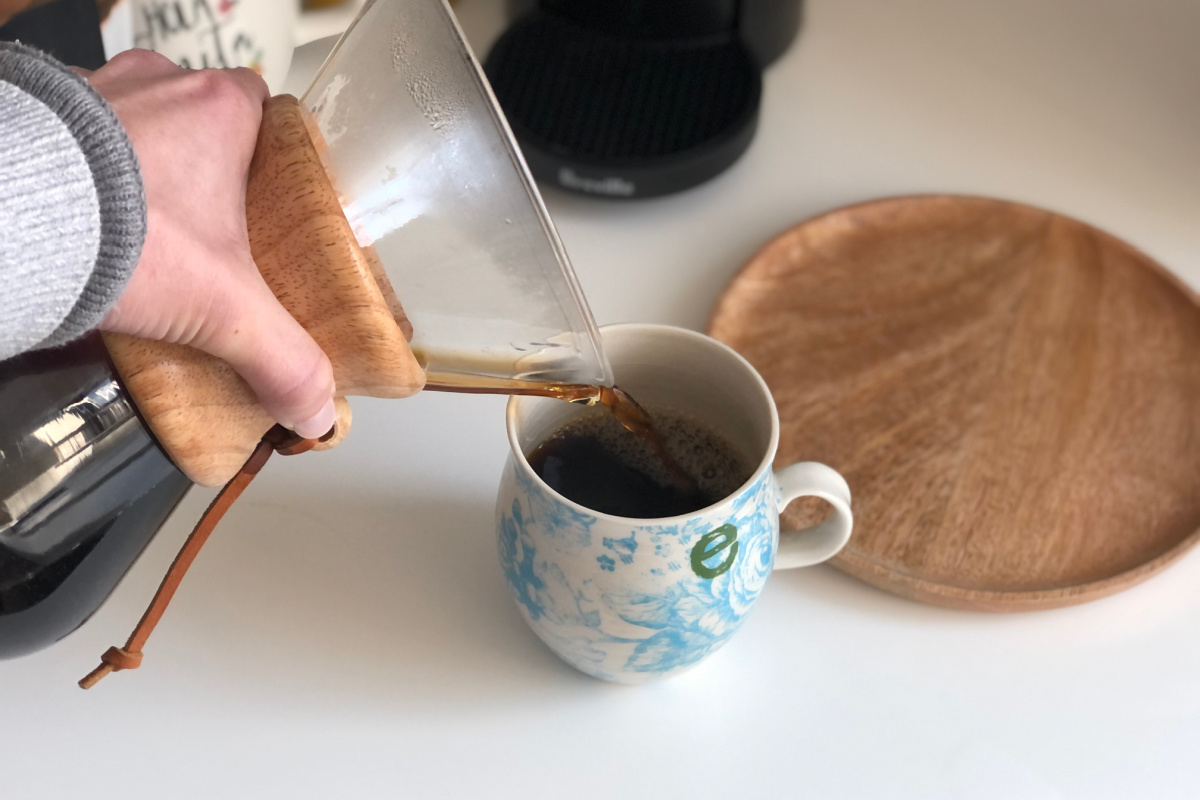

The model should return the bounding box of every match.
[104,95,424,487]
[773,462,854,570]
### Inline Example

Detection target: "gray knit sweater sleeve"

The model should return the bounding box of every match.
[0,42,145,361]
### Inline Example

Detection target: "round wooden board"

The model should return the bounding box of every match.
[708,195,1200,611]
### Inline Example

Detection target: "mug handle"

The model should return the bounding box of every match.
[773,462,854,570]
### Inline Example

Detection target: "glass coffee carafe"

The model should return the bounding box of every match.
[0,0,612,660]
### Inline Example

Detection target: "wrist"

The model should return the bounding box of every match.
[0,42,145,351]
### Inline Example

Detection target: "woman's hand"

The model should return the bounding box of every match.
[85,50,336,439]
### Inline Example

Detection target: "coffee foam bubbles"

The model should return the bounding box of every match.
[549,405,753,502]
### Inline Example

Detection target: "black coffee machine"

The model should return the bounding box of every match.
[485,0,803,199]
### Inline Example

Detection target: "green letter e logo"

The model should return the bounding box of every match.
[690,524,739,579]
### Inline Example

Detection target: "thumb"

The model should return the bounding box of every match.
[197,274,338,440]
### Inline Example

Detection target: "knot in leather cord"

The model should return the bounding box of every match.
[78,423,332,690]
[101,646,142,670]
[79,647,141,689]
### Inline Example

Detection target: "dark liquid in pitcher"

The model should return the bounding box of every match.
[0,335,191,659]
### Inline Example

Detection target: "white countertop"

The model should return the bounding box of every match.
[7,1,1200,798]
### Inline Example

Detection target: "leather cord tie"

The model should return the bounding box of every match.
[78,423,334,690]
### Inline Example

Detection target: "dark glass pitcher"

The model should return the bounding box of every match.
[0,336,191,659]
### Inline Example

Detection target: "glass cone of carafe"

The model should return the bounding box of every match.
[301,0,612,391]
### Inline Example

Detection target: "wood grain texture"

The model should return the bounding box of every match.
[105,95,424,487]
[708,195,1200,611]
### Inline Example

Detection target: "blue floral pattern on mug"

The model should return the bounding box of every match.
[497,460,778,682]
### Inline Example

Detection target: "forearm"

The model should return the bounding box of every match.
[0,42,144,361]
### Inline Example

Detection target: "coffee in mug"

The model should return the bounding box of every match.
[496,323,854,683]
[527,405,753,519]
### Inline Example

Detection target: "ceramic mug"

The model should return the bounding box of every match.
[128,0,297,92]
[496,324,854,683]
